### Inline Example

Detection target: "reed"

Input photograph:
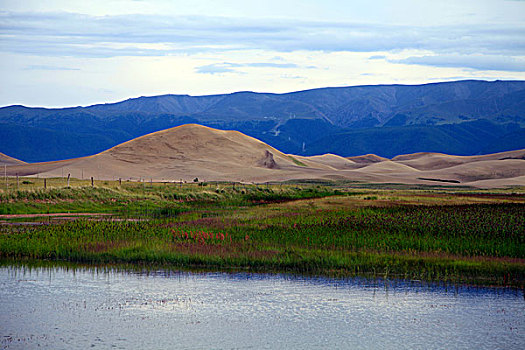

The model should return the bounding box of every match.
[1,197,523,286]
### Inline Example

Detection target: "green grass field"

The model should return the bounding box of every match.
[1,176,524,286]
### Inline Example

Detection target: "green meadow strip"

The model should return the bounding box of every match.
[1,201,523,286]
[1,179,524,286]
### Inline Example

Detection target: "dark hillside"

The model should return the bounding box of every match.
[1,80,524,161]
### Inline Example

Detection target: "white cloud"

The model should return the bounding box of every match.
[195,61,302,74]
[1,0,524,107]
[391,54,525,72]
[1,12,524,58]
[23,65,80,71]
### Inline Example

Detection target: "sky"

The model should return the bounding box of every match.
[0,0,524,107]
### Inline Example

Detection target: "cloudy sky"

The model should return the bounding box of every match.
[1,0,524,107]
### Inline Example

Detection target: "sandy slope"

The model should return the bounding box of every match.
[5,125,330,182]
[354,160,420,173]
[346,154,389,164]
[296,154,358,170]
[3,124,525,188]
[392,150,525,170]
[422,159,525,183]
[0,152,27,166]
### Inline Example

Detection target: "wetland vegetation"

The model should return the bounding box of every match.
[1,177,524,287]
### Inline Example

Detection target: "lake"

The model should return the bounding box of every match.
[1,265,524,349]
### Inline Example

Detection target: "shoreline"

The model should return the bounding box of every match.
[1,256,523,290]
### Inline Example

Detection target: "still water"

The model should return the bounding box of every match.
[1,266,524,349]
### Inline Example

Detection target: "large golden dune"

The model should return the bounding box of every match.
[3,124,525,188]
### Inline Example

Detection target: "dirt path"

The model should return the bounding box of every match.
[0,213,111,219]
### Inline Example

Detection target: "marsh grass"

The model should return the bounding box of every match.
[0,177,338,215]
[1,176,524,286]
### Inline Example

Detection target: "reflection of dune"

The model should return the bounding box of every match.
[4,124,525,188]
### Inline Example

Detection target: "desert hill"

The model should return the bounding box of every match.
[0,152,26,166]
[3,124,524,188]
[392,150,525,170]
[346,154,389,164]
[4,124,335,183]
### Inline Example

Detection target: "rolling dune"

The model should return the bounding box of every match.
[2,124,524,188]
[393,150,525,170]
[0,152,26,166]
[346,154,389,164]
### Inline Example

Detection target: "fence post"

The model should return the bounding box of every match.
[44,178,47,189]
[119,178,122,186]
[91,177,94,188]
[67,173,70,188]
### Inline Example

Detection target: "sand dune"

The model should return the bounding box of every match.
[346,154,389,164]
[393,150,525,171]
[0,152,26,166]
[297,154,358,170]
[3,124,524,188]
[355,160,420,173]
[466,175,525,188]
[5,124,329,182]
[422,159,525,183]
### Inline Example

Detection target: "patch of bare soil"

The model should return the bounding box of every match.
[0,213,112,219]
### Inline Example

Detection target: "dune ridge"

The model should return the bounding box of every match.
[3,124,524,188]
[0,152,27,166]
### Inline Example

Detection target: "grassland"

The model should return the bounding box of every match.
[1,176,524,287]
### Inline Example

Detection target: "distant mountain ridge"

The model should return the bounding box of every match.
[1,80,525,162]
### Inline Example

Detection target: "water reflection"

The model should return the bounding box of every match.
[1,265,524,349]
